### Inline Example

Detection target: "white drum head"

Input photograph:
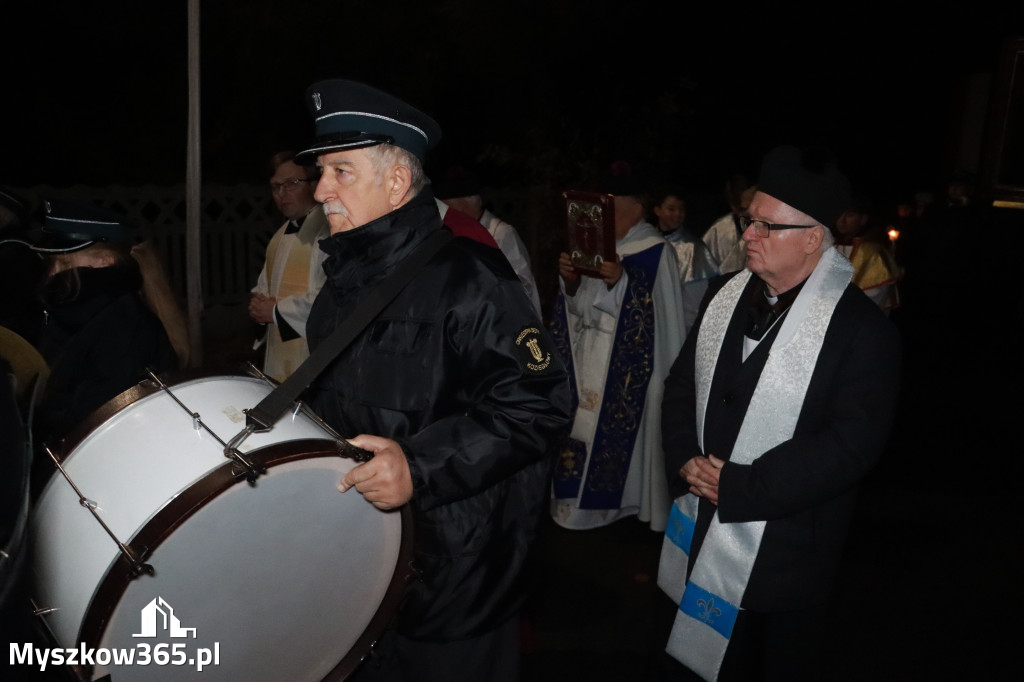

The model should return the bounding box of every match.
[31,373,411,682]
[92,453,404,681]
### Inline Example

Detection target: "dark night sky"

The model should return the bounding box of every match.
[4,1,1022,207]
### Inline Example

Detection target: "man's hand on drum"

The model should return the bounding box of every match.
[337,435,413,510]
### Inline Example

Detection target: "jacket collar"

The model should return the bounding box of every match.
[319,187,443,301]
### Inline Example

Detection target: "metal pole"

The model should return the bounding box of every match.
[185,0,203,366]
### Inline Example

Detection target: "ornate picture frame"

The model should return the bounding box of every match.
[563,190,616,277]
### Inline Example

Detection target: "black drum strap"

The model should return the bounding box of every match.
[246,229,454,431]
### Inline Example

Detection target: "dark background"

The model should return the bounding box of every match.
[4,1,1023,209]
[4,4,1024,680]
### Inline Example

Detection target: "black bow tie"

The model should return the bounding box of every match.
[284,216,306,234]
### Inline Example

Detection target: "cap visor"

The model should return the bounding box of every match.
[26,232,95,253]
[295,134,393,165]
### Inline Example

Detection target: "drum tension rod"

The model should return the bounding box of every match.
[44,446,155,580]
[146,370,267,485]
[31,598,59,620]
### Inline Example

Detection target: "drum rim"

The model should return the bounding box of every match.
[75,439,414,682]
[46,366,267,464]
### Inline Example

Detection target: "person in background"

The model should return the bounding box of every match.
[22,199,186,445]
[702,175,756,275]
[658,146,901,681]
[0,187,46,348]
[832,196,902,313]
[0,355,31,682]
[549,162,686,533]
[649,185,718,332]
[434,165,542,315]
[249,150,330,382]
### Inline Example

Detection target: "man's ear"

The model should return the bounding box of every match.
[805,225,825,254]
[387,165,413,207]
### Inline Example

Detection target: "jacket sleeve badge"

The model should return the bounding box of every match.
[515,327,552,372]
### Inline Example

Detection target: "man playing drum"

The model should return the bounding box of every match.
[295,79,572,682]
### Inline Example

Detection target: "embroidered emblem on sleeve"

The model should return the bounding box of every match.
[516,327,552,372]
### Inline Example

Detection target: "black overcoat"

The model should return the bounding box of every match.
[663,270,901,611]
[306,190,572,640]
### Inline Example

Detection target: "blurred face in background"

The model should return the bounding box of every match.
[270,160,317,222]
[653,195,686,233]
[48,245,117,277]
[834,210,868,238]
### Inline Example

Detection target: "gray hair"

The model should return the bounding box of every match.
[364,143,427,195]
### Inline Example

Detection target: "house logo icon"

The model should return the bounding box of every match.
[133,597,197,638]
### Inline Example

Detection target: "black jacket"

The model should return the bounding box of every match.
[663,270,901,611]
[36,265,176,444]
[306,189,571,640]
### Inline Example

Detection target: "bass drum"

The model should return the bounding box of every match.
[31,372,411,681]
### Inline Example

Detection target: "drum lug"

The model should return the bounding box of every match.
[225,424,268,484]
[228,454,267,484]
[121,545,155,580]
[44,446,156,581]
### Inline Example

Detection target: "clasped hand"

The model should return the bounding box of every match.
[680,455,725,505]
[248,294,276,324]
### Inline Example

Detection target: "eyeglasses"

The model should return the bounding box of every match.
[740,216,818,238]
[270,178,313,194]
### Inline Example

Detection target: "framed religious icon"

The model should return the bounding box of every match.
[563,190,616,277]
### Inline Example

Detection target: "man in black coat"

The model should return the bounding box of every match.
[295,79,572,682]
[658,146,901,681]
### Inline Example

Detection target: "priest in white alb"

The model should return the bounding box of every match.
[549,166,686,533]
[249,151,330,382]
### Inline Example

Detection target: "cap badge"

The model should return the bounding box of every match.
[312,92,322,111]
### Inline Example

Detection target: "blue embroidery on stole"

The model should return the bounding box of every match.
[680,581,739,640]
[666,503,695,554]
[550,292,583,497]
[549,244,663,506]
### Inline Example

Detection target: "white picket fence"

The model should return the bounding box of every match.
[18,183,568,360]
